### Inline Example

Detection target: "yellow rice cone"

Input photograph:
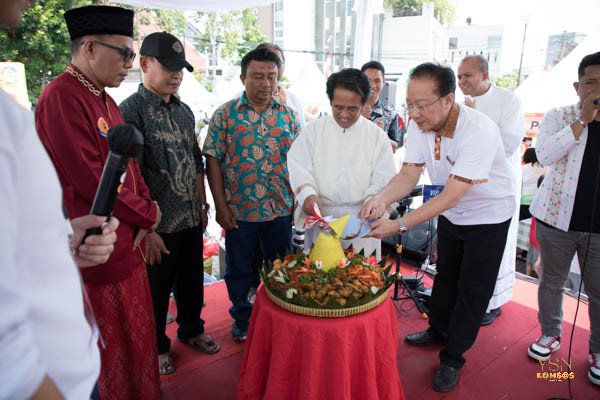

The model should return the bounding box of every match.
[309,215,349,272]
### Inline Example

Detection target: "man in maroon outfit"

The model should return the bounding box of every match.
[35,6,161,399]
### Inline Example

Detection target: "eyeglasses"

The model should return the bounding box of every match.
[84,40,136,63]
[405,97,442,114]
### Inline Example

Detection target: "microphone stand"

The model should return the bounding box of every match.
[391,192,429,318]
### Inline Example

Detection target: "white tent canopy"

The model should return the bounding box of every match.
[287,56,331,119]
[515,33,600,113]
[117,0,276,11]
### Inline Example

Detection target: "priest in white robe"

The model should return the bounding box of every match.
[458,55,524,325]
[287,68,396,258]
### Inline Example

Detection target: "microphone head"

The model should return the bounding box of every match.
[107,124,144,157]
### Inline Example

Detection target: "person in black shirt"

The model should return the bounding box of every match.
[527,52,600,387]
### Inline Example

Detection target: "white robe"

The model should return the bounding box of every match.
[471,84,524,311]
[287,115,396,258]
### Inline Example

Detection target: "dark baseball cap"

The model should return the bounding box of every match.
[140,32,193,72]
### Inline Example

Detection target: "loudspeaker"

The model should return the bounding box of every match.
[382,216,437,265]
[402,276,423,291]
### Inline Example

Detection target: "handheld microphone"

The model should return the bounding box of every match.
[85,124,144,237]
[594,98,600,106]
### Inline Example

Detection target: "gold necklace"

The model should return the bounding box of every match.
[65,66,101,97]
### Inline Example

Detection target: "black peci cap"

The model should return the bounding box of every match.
[140,32,193,72]
[64,5,134,41]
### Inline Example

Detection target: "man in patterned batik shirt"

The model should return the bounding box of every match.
[361,61,402,153]
[203,48,299,342]
[120,32,220,376]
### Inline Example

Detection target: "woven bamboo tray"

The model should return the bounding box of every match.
[264,286,389,318]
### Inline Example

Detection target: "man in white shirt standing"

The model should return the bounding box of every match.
[360,62,514,392]
[457,55,524,325]
[0,1,119,398]
[288,68,396,258]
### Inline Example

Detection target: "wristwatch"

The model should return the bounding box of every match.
[200,203,210,211]
[397,217,408,235]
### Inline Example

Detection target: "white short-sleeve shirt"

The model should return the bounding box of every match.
[404,103,515,225]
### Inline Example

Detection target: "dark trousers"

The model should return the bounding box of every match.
[519,204,532,221]
[147,225,205,355]
[225,215,292,328]
[250,245,264,289]
[428,215,511,369]
[91,382,101,400]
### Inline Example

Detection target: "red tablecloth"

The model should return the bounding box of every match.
[237,287,405,400]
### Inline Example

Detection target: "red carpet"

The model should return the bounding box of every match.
[160,269,598,400]
[162,283,244,373]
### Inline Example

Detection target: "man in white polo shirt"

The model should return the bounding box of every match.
[360,62,514,392]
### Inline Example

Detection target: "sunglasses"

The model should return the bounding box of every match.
[81,40,136,63]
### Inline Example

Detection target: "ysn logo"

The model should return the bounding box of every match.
[536,357,575,382]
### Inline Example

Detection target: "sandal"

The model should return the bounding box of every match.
[158,352,175,375]
[179,333,221,354]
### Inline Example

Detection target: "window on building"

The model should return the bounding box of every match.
[487,35,501,49]
[275,27,283,38]
[449,37,458,49]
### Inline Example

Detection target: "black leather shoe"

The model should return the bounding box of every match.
[481,307,502,326]
[405,330,444,346]
[433,364,460,392]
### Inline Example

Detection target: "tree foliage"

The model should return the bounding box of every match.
[492,73,519,90]
[237,9,267,61]
[193,12,232,64]
[192,9,266,66]
[2,3,267,101]
[153,10,186,37]
[384,0,455,26]
[0,0,100,102]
